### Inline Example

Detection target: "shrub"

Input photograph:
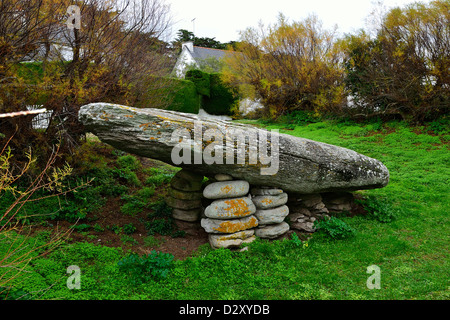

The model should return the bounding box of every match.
[117,251,174,284]
[116,155,140,171]
[167,78,200,114]
[358,195,399,223]
[123,223,137,235]
[314,217,356,240]
[185,69,211,97]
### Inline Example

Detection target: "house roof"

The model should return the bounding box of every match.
[190,46,230,61]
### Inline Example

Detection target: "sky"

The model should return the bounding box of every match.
[165,0,431,43]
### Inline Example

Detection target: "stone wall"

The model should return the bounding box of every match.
[166,169,356,249]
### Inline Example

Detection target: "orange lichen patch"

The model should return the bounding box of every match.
[223,199,250,216]
[149,137,156,140]
[124,115,134,118]
[261,198,273,205]
[221,185,233,194]
[139,123,152,131]
[214,217,258,233]
[100,111,111,121]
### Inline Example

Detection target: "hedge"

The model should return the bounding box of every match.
[166,78,200,114]
[202,73,236,116]
[185,70,210,97]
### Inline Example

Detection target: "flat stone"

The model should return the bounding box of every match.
[170,173,203,192]
[172,208,202,222]
[203,180,250,199]
[214,173,233,181]
[204,197,256,219]
[165,196,202,210]
[201,216,258,234]
[299,194,323,208]
[255,222,290,239]
[254,205,289,225]
[252,193,288,209]
[291,221,316,233]
[209,230,255,249]
[326,203,352,212]
[250,188,284,196]
[168,187,203,200]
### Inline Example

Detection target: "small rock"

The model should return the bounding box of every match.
[203,180,250,199]
[326,203,352,212]
[254,205,289,225]
[201,216,258,234]
[252,193,288,209]
[299,194,323,208]
[214,173,233,181]
[172,208,202,222]
[170,170,203,192]
[312,202,326,210]
[209,230,255,249]
[291,221,316,233]
[250,188,284,196]
[165,196,202,210]
[255,222,290,239]
[168,187,203,200]
[204,197,256,219]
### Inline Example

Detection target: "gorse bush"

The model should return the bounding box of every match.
[314,217,356,240]
[117,251,174,284]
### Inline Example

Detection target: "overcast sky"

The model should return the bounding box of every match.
[165,0,431,43]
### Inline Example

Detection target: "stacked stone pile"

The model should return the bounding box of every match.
[287,193,329,233]
[251,187,290,239]
[166,169,205,235]
[201,174,258,249]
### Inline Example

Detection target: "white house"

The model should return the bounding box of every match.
[172,42,231,78]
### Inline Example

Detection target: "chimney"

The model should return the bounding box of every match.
[182,41,194,52]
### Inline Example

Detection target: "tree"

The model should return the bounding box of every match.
[171,29,230,51]
[1,0,174,167]
[343,0,449,122]
[222,14,346,117]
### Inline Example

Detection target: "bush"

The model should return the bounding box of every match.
[123,223,137,235]
[117,251,174,284]
[116,155,140,171]
[314,217,356,240]
[202,73,237,116]
[358,195,399,223]
[343,2,449,122]
[185,69,211,97]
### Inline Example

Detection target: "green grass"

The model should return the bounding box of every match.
[1,120,448,300]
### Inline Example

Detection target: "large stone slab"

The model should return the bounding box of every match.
[79,103,390,194]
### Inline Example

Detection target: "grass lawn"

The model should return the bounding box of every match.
[1,120,448,300]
